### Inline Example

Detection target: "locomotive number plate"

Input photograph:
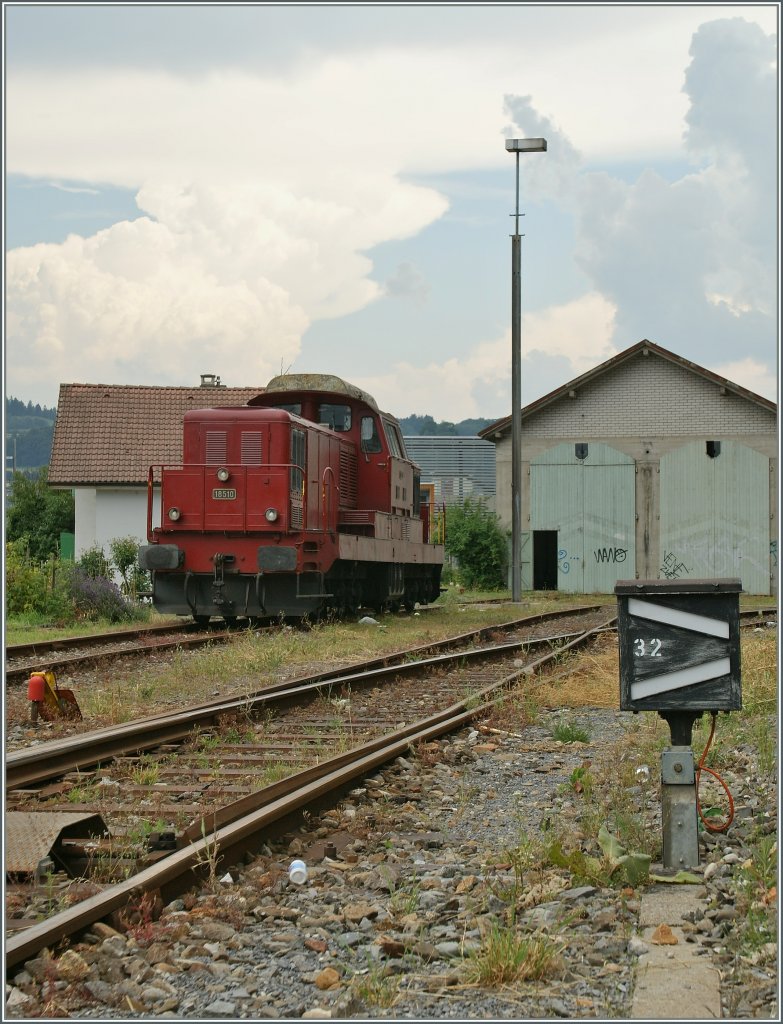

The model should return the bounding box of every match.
[212,488,237,500]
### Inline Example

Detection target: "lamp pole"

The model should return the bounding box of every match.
[505,137,546,602]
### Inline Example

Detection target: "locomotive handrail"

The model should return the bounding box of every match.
[321,466,339,533]
[146,466,154,540]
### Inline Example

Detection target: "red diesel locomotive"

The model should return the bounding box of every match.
[138,374,445,622]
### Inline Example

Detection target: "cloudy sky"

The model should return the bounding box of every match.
[4,3,779,421]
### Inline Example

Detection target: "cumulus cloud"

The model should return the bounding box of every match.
[712,358,777,402]
[502,17,777,384]
[5,173,447,396]
[4,13,777,413]
[357,291,617,420]
[384,262,430,304]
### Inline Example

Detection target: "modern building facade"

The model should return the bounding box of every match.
[403,436,496,507]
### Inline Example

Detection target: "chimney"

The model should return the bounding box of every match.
[200,374,224,388]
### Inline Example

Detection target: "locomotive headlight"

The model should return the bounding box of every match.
[265,507,279,523]
[168,507,181,521]
[216,467,230,482]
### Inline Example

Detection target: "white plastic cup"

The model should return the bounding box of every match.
[288,859,308,884]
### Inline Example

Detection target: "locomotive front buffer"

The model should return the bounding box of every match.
[614,578,742,871]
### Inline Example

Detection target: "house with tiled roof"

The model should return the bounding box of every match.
[479,340,777,595]
[48,376,263,560]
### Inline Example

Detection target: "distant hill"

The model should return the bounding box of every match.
[5,398,57,471]
[398,414,496,437]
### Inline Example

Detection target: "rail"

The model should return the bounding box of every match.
[5,613,612,970]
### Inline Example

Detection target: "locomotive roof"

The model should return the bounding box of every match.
[250,373,380,412]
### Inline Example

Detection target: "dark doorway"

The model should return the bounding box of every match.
[533,531,558,590]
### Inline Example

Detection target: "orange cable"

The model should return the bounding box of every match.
[695,711,735,833]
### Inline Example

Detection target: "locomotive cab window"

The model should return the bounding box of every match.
[269,402,302,415]
[383,420,406,459]
[360,415,382,453]
[318,403,351,432]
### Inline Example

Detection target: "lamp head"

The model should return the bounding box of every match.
[505,138,547,153]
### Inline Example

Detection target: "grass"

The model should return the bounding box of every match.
[550,717,591,743]
[350,964,400,1008]
[464,924,563,985]
[22,592,602,725]
[5,610,178,646]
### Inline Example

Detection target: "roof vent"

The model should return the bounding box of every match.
[200,374,224,388]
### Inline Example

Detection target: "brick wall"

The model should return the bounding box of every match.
[522,356,775,437]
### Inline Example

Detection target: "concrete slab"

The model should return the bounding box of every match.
[631,883,721,1020]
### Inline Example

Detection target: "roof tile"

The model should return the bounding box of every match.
[49,384,263,486]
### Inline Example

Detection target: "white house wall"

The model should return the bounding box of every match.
[74,487,155,562]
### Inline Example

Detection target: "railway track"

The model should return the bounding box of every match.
[7,604,773,687]
[5,620,253,686]
[6,604,614,969]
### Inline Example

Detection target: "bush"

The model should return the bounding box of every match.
[70,568,137,623]
[5,540,145,626]
[445,498,508,590]
[5,540,76,623]
[78,545,113,579]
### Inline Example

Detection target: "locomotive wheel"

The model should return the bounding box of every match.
[193,615,210,627]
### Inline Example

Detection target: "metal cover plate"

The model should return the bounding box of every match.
[661,749,696,785]
[5,811,108,874]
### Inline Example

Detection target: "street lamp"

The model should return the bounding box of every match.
[505,136,546,602]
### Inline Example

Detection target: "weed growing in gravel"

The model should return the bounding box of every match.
[192,820,223,892]
[551,717,591,743]
[66,783,98,804]
[350,963,400,1008]
[450,781,481,823]
[729,832,778,953]
[485,831,542,917]
[129,759,160,786]
[464,924,563,985]
[384,873,421,917]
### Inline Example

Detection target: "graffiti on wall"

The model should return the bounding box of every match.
[593,547,628,564]
[558,549,581,575]
[660,550,691,580]
[771,540,778,568]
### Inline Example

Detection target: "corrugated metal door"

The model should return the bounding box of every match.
[660,441,769,594]
[531,443,636,593]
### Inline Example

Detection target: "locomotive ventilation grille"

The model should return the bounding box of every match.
[340,448,358,508]
[290,496,304,530]
[241,432,262,465]
[205,431,227,464]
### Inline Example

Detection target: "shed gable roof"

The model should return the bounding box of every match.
[49,384,263,486]
[479,340,776,440]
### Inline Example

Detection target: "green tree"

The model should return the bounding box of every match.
[445,498,508,590]
[5,467,75,561]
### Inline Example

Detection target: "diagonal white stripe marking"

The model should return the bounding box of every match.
[627,598,729,638]
[630,658,731,700]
